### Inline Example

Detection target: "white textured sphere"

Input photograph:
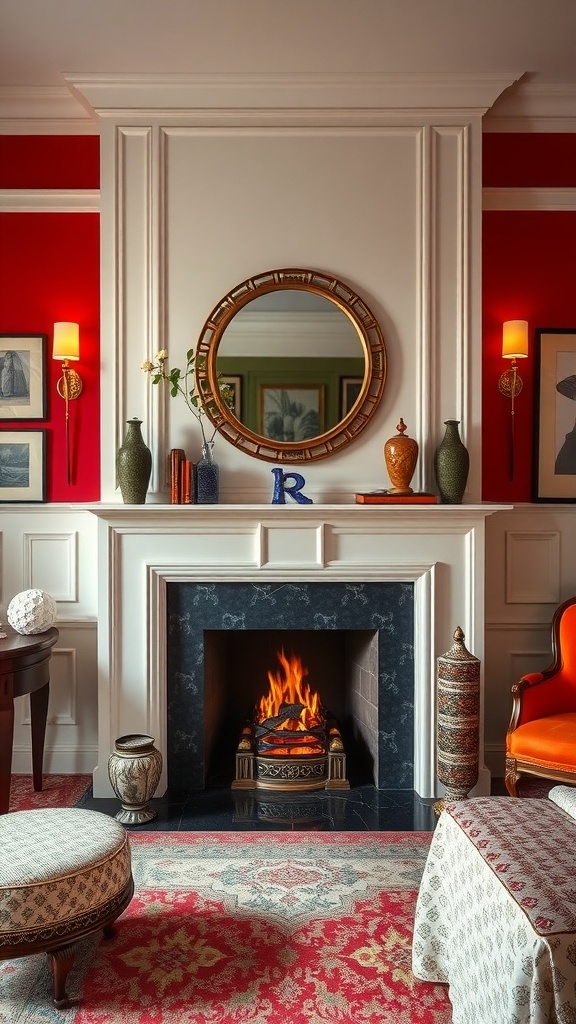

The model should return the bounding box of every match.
[7,589,57,634]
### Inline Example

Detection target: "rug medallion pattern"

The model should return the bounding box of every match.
[1,831,452,1024]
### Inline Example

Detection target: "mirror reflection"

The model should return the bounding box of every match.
[216,291,365,440]
[196,268,387,463]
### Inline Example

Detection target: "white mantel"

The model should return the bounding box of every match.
[89,502,507,799]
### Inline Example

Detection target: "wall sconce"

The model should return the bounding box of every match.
[498,319,529,480]
[53,322,82,485]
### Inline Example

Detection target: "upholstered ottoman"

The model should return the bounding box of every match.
[0,807,133,1008]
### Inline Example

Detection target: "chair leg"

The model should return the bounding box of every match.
[47,942,77,1008]
[505,756,520,797]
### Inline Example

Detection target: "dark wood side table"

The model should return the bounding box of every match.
[0,624,59,814]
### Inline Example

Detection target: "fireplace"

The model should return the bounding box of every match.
[167,581,413,792]
[89,504,500,800]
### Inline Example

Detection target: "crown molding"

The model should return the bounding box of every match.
[483,82,576,132]
[0,87,97,133]
[0,189,99,212]
[62,71,522,118]
[4,75,575,132]
[483,188,576,211]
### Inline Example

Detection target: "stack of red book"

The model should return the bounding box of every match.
[170,449,194,504]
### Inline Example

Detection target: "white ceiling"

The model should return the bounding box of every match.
[1,0,576,86]
[1,0,576,128]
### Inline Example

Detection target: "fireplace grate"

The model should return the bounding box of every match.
[232,715,349,792]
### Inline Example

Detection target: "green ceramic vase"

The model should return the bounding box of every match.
[434,419,469,504]
[116,417,152,504]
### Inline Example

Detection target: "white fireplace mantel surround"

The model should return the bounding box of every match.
[89,502,508,799]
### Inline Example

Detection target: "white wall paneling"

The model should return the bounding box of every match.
[23,531,78,601]
[11,620,98,775]
[1,509,99,775]
[484,623,553,776]
[84,73,515,505]
[20,647,77,727]
[505,530,561,605]
[484,506,576,776]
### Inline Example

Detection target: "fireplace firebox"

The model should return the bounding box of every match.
[167,581,414,792]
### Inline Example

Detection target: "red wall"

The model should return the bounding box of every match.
[482,135,576,502]
[0,137,100,501]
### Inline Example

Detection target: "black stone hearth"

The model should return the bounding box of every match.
[167,581,414,793]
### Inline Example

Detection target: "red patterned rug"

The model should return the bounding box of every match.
[8,773,92,812]
[2,831,452,1023]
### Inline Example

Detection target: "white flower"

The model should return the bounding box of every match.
[141,348,228,446]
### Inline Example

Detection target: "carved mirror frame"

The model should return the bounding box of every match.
[196,268,387,463]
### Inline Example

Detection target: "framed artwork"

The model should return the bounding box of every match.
[220,374,242,420]
[0,335,47,420]
[534,328,576,501]
[0,429,46,502]
[259,385,324,442]
[340,376,363,418]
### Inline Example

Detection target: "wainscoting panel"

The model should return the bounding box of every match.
[1,508,98,776]
[484,506,576,778]
[484,623,551,776]
[23,531,78,601]
[505,530,561,605]
[11,620,98,775]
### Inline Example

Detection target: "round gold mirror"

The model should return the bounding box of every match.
[196,268,387,463]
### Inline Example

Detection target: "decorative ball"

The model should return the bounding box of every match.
[7,589,57,635]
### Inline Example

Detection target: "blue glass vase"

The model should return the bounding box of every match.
[196,440,219,504]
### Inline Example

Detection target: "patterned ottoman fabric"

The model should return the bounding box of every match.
[0,808,132,943]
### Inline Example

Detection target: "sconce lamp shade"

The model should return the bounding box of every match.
[53,322,80,362]
[502,320,529,360]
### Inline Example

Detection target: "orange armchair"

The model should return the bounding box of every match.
[505,596,576,797]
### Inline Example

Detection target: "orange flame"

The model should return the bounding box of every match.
[257,649,323,733]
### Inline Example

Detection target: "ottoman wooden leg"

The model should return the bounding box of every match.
[48,942,77,1008]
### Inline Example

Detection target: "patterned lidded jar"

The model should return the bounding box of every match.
[436,627,480,803]
[384,418,418,495]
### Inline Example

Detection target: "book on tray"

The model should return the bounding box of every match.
[355,490,438,504]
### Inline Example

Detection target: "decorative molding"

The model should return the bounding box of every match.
[0,86,97,133]
[0,189,100,213]
[486,621,550,631]
[63,72,522,119]
[3,76,574,133]
[505,530,561,605]
[23,531,78,602]
[484,82,576,132]
[20,648,78,727]
[483,188,576,211]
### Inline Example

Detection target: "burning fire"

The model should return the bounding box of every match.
[256,649,325,756]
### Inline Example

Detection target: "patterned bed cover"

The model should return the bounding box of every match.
[412,796,576,1024]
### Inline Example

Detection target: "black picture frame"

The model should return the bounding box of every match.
[0,334,47,420]
[0,429,46,503]
[534,327,576,502]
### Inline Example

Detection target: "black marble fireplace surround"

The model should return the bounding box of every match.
[167,581,414,794]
